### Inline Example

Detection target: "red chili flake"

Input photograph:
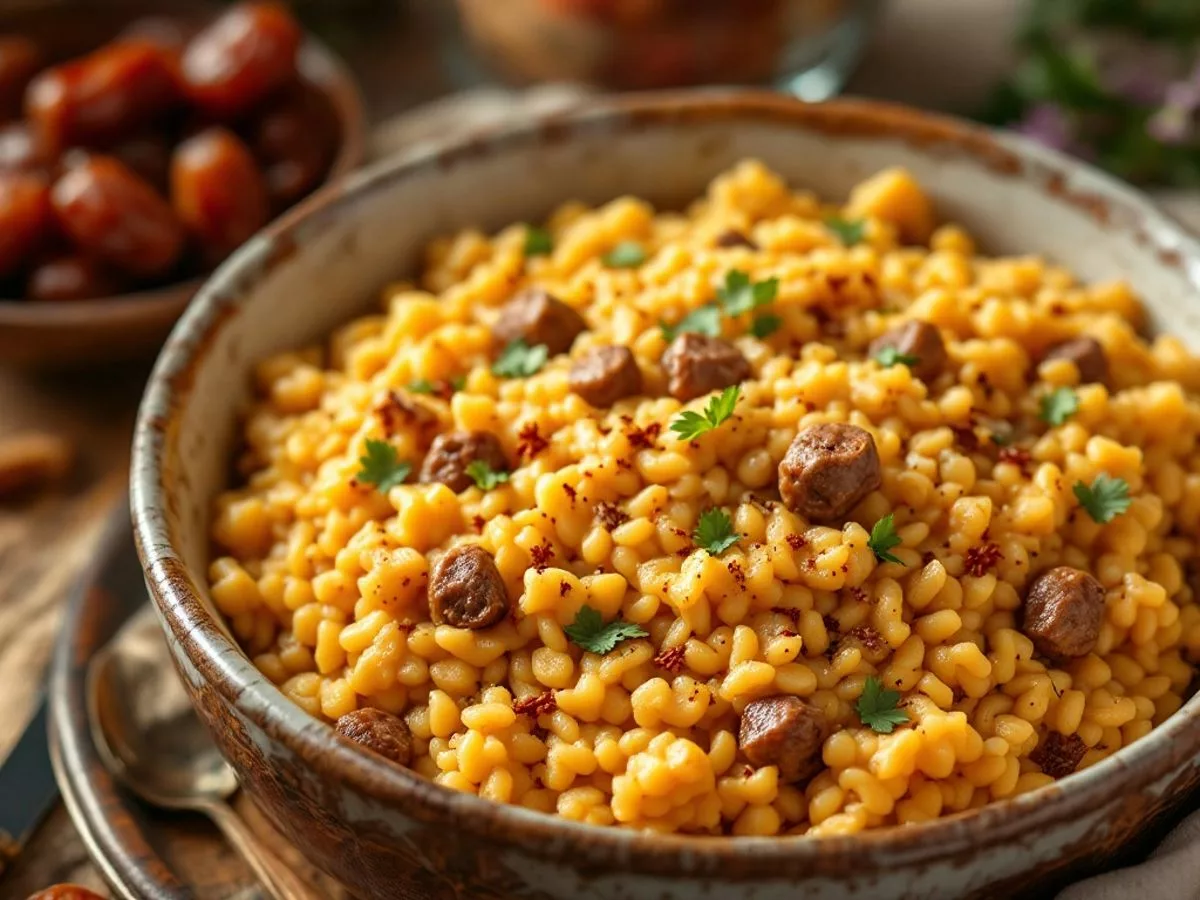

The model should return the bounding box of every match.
[785,533,807,551]
[471,515,487,534]
[530,541,555,572]
[513,691,558,718]
[616,458,633,470]
[998,446,1032,474]
[1030,732,1088,779]
[595,501,629,530]
[771,606,801,625]
[779,629,798,638]
[376,390,438,437]
[562,484,577,502]
[964,542,1003,577]
[558,580,572,597]
[653,645,687,672]
[625,421,662,450]
[951,425,981,454]
[516,422,549,460]
[726,559,747,590]
[845,625,886,653]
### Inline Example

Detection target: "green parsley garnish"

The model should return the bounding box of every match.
[492,339,549,378]
[406,376,465,396]
[669,384,741,441]
[406,378,438,394]
[355,439,411,493]
[867,513,904,564]
[693,508,739,556]
[660,269,779,340]
[466,460,510,491]
[564,605,649,654]
[856,676,910,734]
[749,313,782,339]
[874,346,920,368]
[602,241,647,268]
[716,269,779,317]
[523,226,553,257]
[1039,386,1079,426]
[1073,474,1131,524]
[660,305,722,341]
[825,216,867,246]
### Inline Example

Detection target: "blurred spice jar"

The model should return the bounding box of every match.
[454,0,882,94]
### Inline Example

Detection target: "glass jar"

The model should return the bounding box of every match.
[452,0,883,100]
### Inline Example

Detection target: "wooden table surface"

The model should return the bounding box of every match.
[2,0,1199,897]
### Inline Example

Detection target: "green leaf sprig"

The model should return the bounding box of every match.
[693,508,739,556]
[867,514,904,565]
[524,226,553,257]
[602,241,647,268]
[1040,386,1079,426]
[1073,473,1131,523]
[492,339,549,378]
[660,269,780,340]
[669,385,740,441]
[564,605,649,654]
[874,346,921,369]
[856,676,910,734]
[466,460,510,491]
[355,440,412,493]
[825,216,867,246]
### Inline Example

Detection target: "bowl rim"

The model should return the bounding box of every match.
[132,89,1200,878]
[0,28,367,327]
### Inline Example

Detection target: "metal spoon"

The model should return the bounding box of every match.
[87,607,311,900]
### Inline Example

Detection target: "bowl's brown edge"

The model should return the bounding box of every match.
[131,90,1200,882]
[0,30,368,329]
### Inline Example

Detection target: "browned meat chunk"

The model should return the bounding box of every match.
[420,430,508,493]
[714,229,757,249]
[335,708,413,766]
[568,345,643,407]
[869,320,947,383]
[494,287,586,355]
[662,332,751,402]
[1043,336,1107,384]
[739,695,829,783]
[778,423,882,521]
[429,544,510,629]
[1030,731,1088,779]
[1023,566,1105,661]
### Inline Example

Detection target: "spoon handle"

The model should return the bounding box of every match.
[206,799,313,900]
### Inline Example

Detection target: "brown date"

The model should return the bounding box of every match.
[0,36,42,121]
[0,171,52,276]
[182,2,301,119]
[0,121,49,172]
[27,254,124,301]
[25,39,181,152]
[170,127,268,264]
[51,155,184,278]
[26,886,106,900]
[249,82,337,207]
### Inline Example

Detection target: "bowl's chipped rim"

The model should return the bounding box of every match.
[131,91,1200,878]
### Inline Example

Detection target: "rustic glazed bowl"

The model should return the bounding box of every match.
[131,92,1200,900]
[0,0,366,369]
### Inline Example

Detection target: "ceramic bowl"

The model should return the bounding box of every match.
[0,0,366,369]
[131,92,1200,900]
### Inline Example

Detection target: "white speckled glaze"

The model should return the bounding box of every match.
[131,92,1200,900]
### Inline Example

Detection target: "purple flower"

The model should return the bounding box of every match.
[1148,73,1200,145]
[1016,103,1076,152]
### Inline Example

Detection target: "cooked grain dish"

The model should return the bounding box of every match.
[209,161,1200,836]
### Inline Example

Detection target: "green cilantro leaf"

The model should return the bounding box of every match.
[660,304,722,341]
[451,375,467,391]
[1073,474,1131,524]
[564,605,649,654]
[867,513,904,564]
[856,676,910,734]
[717,269,779,317]
[874,346,921,368]
[825,216,867,246]
[1039,386,1079,426]
[406,378,438,394]
[602,241,647,268]
[749,313,782,339]
[524,226,553,257]
[466,459,510,491]
[492,339,549,378]
[693,508,739,555]
[355,439,412,493]
[407,377,463,397]
[669,384,741,440]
